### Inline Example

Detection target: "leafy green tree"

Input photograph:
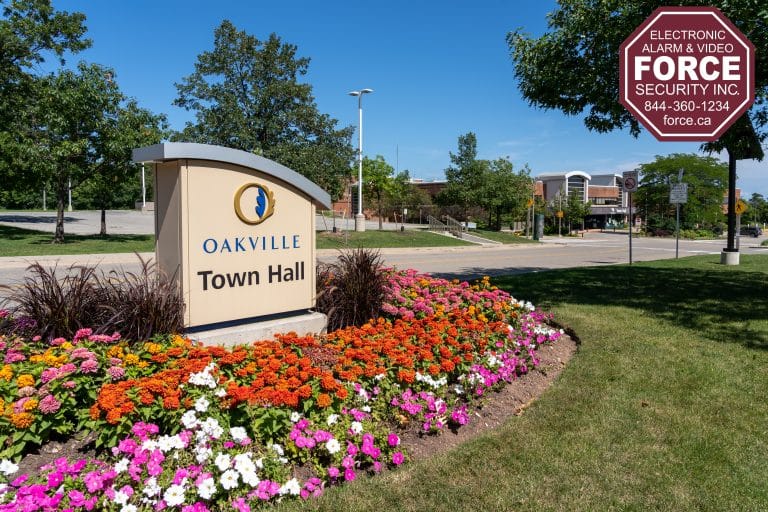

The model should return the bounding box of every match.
[382,170,433,223]
[564,194,592,233]
[0,0,90,191]
[439,132,487,219]
[173,20,354,199]
[746,192,767,225]
[362,155,395,230]
[477,159,533,230]
[12,63,165,242]
[508,0,767,245]
[636,154,727,232]
[84,98,167,235]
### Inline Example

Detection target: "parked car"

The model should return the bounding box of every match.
[740,225,763,237]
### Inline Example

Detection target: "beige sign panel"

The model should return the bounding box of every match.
[133,143,330,328]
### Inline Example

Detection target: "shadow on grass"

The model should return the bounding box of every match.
[0,225,151,245]
[493,257,768,350]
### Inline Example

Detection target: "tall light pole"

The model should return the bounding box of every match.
[349,88,373,232]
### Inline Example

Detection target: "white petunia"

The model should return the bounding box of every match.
[181,410,198,429]
[325,438,341,454]
[279,477,301,496]
[270,443,284,456]
[195,446,213,464]
[290,411,301,423]
[230,426,248,443]
[120,505,137,512]
[113,458,130,474]
[350,421,363,434]
[201,417,224,439]
[113,489,129,505]
[197,477,216,500]
[326,414,339,426]
[194,396,210,413]
[163,484,186,507]
[0,460,18,476]
[214,452,231,471]
[214,387,227,398]
[240,469,260,487]
[234,453,255,471]
[220,469,239,490]
[142,477,161,497]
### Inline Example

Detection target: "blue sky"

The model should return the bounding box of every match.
[47,0,765,195]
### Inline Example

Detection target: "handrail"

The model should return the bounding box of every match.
[427,215,448,234]
[444,215,465,238]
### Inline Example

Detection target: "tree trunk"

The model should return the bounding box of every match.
[53,180,67,244]
[100,207,107,236]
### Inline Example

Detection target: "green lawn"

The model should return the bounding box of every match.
[0,226,480,256]
[316,229,473,249]
[472,229,538,244]
[0,225,155,256]
[277,255,768,512]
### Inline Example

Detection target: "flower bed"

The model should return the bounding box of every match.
[0,271,562,511]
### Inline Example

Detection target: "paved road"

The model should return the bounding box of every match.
[1,210,765,289]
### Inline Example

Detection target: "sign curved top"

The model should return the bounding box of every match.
[132,142,331,209]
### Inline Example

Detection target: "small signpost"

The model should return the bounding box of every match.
[623,171,639,264]
[670,180,688,258]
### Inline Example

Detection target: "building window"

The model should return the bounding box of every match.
[567,176,586,201]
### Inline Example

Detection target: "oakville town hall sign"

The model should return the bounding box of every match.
[132,143,330,329]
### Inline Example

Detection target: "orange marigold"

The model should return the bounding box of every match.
[10,412,33,429]
[316,393,333,408]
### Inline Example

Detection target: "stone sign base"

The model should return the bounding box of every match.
[721,249,740,266]
[185,311,327,347]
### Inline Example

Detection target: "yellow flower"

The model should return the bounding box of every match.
[143,342,161,355]
[137,361,149,369]
[124,354,140,366]
[61,341,73,350]
[0,365,13,382]
[10,412,33,429]
[23,399,38,412]
[107,346,124,359]
[16,374,35,388]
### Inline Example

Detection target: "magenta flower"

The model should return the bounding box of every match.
[73,328,93,342]
[344,468,356,481]
[392,452,405,465]
[79,359,99,373]
[107,366,125,380]
[387,433,400,447]
[38,394,61,414]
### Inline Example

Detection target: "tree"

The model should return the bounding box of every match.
[0,0,90,187]
[564,194,592,233]
[439,132,487,219]
[507,0,767,248]
[635,154,727,232]
[746,192,767,225]
[12,63,165,242]
[481,159,533,230]
[362,155,395,230]
[382,170,433,224]
[84,98,168,235]
[173,21,355,199]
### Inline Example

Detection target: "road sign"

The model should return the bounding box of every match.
[526,198,534,208]
[619,7,755,142]
[735,199,748,215]
[556,210,564,218]
[670,183,688,204]
[623,171,639,193]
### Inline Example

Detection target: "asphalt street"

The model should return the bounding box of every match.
[0,211,765,295]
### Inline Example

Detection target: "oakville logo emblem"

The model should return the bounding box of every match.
[233,182,275,225]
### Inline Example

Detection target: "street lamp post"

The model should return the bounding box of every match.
[349,88,373,232]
